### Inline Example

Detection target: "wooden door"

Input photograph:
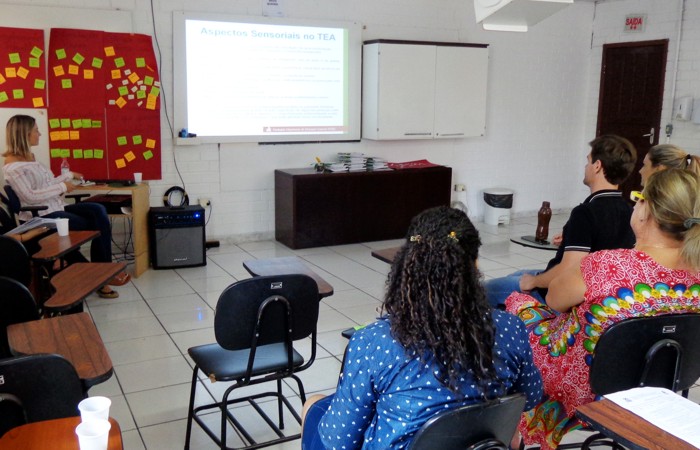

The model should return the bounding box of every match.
[596,40,668,197]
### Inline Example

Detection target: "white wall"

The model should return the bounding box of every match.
[3,0,697,244]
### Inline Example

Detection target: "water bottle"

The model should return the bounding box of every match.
[61,158,70,176]
[535,201,552,243]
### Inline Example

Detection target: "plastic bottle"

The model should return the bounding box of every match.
[61,158,70,176]
[535,201,552,243]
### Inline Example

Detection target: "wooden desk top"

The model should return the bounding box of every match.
[0,416,122,450]
[32,230,100,261]
[7,312,113,389]
[371,246,400,264]
[576,399,696,450]
[243,257,334,299]
[44,262,126,312]
[510,235,558,251]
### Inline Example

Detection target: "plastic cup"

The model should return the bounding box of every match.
[75,419,111,450]
[78,396,111,422]
[133,172,142,184]
[56,218,70,236]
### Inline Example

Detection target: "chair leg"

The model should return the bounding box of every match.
[184,366,199,450]
[277,379,285,430]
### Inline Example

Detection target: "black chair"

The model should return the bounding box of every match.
[2,184,47,220]
[408,393,526,450]
[0,276,40,358]
[0,353,85,437]
[185,274,320,450]
[0,235,33,288]
[557,313,700,450]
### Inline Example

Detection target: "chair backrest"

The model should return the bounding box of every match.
[408,393,527,450]
[590,313,700,395]
[214,274,320,350]
[3,185,22,217]
[0,354,85,435]
[0,235,32,287]
[0,276,40,358]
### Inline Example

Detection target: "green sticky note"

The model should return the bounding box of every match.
[117,136,127,146]
[72,119,82,129]
[56,49,67,60]
[94,149,104,159]
[50,148,61,157]
[34,79,46,89]
[29,58,40,68]
[82,119,92,128]
[92,120,102,128]
[144,76,154,86]
[92,57,103,69]
[60,118,70,128]
[114,57,125,68]
[132,135,143,145]
[84,149,94,159]
[49,119,60,129]
[0,92,8,103]
[72,53,85,65]
[143,150,154,160]
[12,89,24,99]
[73,149,83,159]
[136,57,146,67]
[61,149,70,158]
[118,86,128,96]
[61,79,72,89]
[9,53,20,64]
[136,90,146,99]
[150,86,160,97]
[31,46,43,58]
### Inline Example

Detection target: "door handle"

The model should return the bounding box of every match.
[642,128,655,144]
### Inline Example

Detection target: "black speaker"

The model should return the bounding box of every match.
[149,206,206,269]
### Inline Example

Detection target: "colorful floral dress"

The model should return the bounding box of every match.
[505,249,700,449]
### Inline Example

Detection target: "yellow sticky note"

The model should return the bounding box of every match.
[5,67,17,78]
[49,119,60,129]
[56,49,67,60]
[125,151,136,162]
[50,131,61,141]
[32,97,44,107]
[115,158,126,169]
[145,139,156,149]
[94,149,104,159]
[34,79,45,89]
[50,149,61,158]
[143,150,154,160]
[17,67,29,79]
[68,65,79,75]
[59,131,70,140]
[132,135,143,145]
[0,92,8,103]
[29,58,40,68]
[73,149,83,159]
[104,46,115,57]
[117,136,127,145]
[82,119,92,128]
[92,57,103,69]
[60,118,70,128]
[53,66,65,77]
[61,79,72,89]
[146,94,157,110]
[72,119,82,129]
[31,46,43,58]
[115,97,127,108]
[69,130,80,140]
[114,57,125,68]
[0,74,5,84]
[111,69,121,79]
[84,149,94,159]
[84,70,94,80]
[12,89,24,99]
[9,53,20,64]
[144,76,154,86]
[72,53,85,65]
[128,72,140,83]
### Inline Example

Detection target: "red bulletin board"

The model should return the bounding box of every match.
[0,27,47,108]
[105,108,161,180]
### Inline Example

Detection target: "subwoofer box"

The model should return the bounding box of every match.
[148,206,206,269]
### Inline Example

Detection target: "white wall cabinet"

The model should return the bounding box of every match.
[362,40,488,140]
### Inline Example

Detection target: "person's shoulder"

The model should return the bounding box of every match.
[350,318,391,341]
[491,309,526,333]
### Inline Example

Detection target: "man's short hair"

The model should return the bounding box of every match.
[589,134,637,185]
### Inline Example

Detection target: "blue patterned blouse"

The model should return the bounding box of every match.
[317,311,542,449]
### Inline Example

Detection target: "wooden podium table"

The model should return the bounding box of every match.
[0,416,122,449]
[243,257,334,299]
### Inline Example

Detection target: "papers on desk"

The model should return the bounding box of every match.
[4,216,59,235]
[605,387,700,447]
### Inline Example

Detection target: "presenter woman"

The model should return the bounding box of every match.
[2,115,130,298]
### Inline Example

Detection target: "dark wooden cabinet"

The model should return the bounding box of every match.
[275,167,452,249]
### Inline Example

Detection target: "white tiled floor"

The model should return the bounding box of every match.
[84,213,700,449]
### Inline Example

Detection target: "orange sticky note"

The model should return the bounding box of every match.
[111,69,121,79]
[84,69,94,80]
[68,65,79,75]
[0,74,5,84]
[32,97,44,107]
[53,66,65,77]
[146,94,157,110]
[59,131,70,140]
[124,151,136,162]
[17,67,29,79]
[128,72,140,84]
[145,139,156,149]
[5,67,17,78]
[115,158,126,169]
[115,97,127,108]
[50,131,61,141]
[104,46,115,57]
[69,130,80,140]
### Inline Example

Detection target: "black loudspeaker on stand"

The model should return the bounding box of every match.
[149,206,206,269]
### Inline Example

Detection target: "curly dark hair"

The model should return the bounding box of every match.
[382,206,496,394]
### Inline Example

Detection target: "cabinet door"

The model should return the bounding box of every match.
[374,44,436,140]
[434,46,488,138]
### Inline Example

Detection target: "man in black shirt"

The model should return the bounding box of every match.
[485,135,637,307]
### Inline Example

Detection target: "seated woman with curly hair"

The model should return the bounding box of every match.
[301,205,542,450]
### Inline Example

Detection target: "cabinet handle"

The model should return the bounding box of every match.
[642,127,655,144]
[404,132,432,136]
[437,133,465,137]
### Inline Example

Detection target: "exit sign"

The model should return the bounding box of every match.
[624,14,646,32]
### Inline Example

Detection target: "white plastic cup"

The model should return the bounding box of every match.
[133,172,142,184]
[56,218,70,236]
[75,419,111,450]
[78,396,112,422]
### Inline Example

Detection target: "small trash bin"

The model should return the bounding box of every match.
[483,188,514,226]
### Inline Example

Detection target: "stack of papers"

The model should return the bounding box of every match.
[326,162,348,173]
[4,216,59,235]
[337,152,367,172]
[366,157,389,170]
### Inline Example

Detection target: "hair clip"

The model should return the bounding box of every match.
[410,234,422,243]
[683,218,700,230]
[447,231,459,243]
[687,155,693,168]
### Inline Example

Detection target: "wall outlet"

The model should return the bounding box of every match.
[454,184,466,192]
[199,198,211,207]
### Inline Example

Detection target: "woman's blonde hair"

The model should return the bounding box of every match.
[2,115,36,159]
[644,168,700,270]
[648,144,700,177]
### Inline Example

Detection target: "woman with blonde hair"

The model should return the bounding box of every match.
[639,143,700,185]
[507,168,700,449]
